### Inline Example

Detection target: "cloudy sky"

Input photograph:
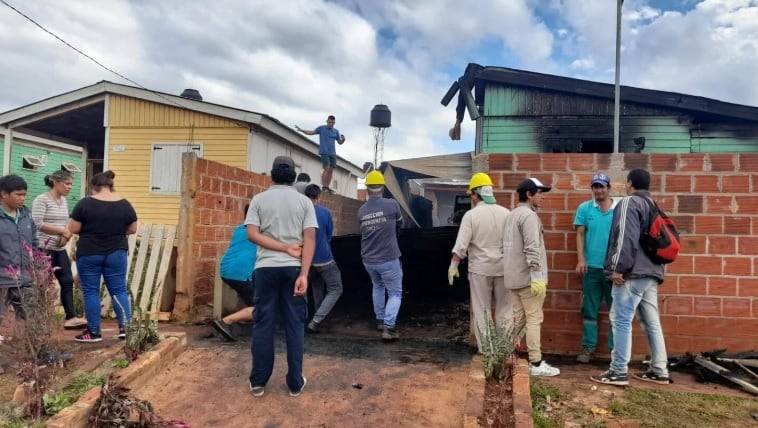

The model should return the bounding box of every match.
[1,0,756,167]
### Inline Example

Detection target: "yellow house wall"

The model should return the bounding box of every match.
[107,96,249,225]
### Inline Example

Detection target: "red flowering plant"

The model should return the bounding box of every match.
[3,241,63,419]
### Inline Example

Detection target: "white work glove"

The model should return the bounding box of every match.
[530,271,547,298]
[448,261,460,286]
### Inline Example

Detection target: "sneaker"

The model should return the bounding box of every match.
[590,369,629,386]
[63,317,87,329]
[306,320,320,334]
[249,380,265,397]
[211,319,237,342]
[530,360,560,377]
[116,327,126,340]
[633,371,672,385]
[74,330,102,343]
[576,348,593,364]
[289,376,307,397]
[376,321,384,332]
[382,327,399,342]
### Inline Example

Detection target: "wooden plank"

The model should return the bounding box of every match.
[129,223,152,305]
[212,255,224,320]
[126,224,140,269]
[149,226,176,317]
[99,224,141,317]
[65,237,78,282]
[139,224,164,313]
[173,154,198,322]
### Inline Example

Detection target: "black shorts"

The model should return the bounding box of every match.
[221,276,255,307]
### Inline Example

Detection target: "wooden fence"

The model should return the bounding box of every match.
[68,223,176,320]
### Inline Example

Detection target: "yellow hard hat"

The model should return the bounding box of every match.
[467,172,493,195]
[365,170,385,186]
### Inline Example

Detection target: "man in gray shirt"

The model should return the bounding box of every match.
[245,156,318,398]
[359,170,403,341]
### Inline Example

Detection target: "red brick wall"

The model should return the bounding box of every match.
[174,156,361,320]
[488,153,758,356]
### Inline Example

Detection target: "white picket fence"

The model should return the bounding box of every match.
[68,223,176,320]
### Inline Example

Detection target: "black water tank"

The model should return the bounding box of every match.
[180,89,203,101]
[370,104,391,128]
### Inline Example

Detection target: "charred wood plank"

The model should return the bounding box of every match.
[694,355,758,395]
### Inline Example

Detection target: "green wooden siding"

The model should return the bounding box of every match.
[620,117,691,153]
[691,125,758,153]
[692,138,758,153]
[482,117,540,153]
[10,143,84,212]
[480,116,691,154]
[484,86,677,117]
[481,84,758,154]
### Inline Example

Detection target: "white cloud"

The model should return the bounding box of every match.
[623,0,758,104]
[0,0,756,171]
[570,58,596,70]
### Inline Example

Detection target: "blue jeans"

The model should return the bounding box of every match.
[609,277,669,376]
[363,259,403,329]
[580,268,614,351]
[249,266,307,392]
[77,250,131,334]
[310,261,343,324]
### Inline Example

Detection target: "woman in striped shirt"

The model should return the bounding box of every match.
[31,170,87,329]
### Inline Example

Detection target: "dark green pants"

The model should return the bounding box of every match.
[580,268,614,351]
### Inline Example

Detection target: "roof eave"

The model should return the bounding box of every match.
[470,64,758,122]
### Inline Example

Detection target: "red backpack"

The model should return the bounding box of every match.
[638,196,680,264]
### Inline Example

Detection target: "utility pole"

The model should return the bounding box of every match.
[613,0,623,153]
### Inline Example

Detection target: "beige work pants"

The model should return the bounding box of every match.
[513,285,546,363]
[468,272,514,353]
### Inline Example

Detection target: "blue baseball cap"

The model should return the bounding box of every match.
[591,172,610,187]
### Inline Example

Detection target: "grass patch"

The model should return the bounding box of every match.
[609,387,758,428]
[0,403,46,428]
[529,378,758,428]
[42,373,106,415]
[112,358,130,369]
[531,378,564,428]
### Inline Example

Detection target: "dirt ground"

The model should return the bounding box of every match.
[136,308,476,428]
[4,304,756,428]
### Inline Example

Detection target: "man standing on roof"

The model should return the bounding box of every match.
[503,177,560,377]
[295,115,346,194]
[359,170,403,341]
[448,173,512,354]
[574,172,617,363]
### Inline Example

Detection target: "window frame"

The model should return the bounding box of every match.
[148,142,203,195]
